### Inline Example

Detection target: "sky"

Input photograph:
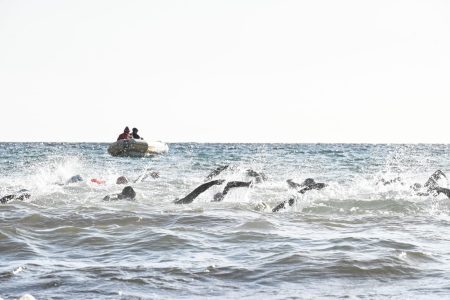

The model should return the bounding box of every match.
[0,0,449,143]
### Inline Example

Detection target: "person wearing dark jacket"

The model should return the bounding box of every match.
[132,128,143,140]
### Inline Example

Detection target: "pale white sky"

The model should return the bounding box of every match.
[0,0,449,143]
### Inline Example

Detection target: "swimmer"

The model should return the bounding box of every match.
[213,181,252,202]
[174,180,225,204]
[103,186,136,201]
[272,178,327,212]
[0,189,31,204]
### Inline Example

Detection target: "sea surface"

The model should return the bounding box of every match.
[1,143,450,299]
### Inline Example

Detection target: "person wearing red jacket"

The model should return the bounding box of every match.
[117,127,131,141]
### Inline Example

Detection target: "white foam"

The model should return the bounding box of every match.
[12,266,24,275]
[18,294,36,300]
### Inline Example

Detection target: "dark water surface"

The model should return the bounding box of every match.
[1,143,450,299]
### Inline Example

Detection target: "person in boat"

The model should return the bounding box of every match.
[132,128,143,140]
[117,127,131,141]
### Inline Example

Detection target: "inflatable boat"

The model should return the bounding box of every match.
[107,139,169,157]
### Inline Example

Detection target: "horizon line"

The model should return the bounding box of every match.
[1,140,449,145]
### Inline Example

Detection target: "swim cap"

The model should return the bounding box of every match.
[116,176,129,184]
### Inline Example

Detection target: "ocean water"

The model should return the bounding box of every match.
[1,143,450,299]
